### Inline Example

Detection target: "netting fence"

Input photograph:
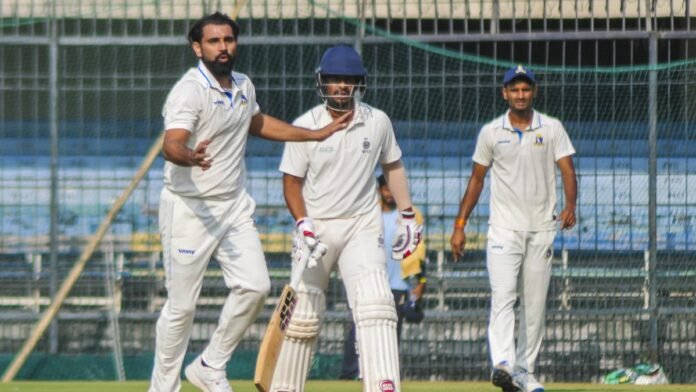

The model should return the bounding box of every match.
[1,0,696,384]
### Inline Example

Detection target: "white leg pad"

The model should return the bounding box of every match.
[354,269,400,392]
[270,286,325,392]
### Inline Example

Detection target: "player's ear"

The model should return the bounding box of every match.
[501,86,508,100]
[191,41,203,58]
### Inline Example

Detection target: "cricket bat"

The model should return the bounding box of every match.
[254,243,327,392]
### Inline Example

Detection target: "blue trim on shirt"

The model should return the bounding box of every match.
[197,65,247,108]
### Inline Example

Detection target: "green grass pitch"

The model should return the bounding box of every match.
[0,381,693,392]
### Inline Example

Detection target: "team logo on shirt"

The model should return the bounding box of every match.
[534,133,544,146]
[362,137,371,153]
[378,234,385,248]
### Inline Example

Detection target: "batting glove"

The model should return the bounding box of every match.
[296,217,318,249]
[307,242,328,269]
[392,208,423,261]
[291,237,327,269]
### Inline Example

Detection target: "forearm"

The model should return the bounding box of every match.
[163,142,194,166]
[249,114,311,141]
[162,128,205,167]
[454,177,484,229]
[559,156,577,210]
[283,174,308,220]
[382,160,413,211]
[562,173,577,210]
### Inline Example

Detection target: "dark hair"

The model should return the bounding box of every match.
[377,174,387,187]
[188,12,240,44]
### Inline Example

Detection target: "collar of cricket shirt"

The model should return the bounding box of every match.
[501,109,542,132]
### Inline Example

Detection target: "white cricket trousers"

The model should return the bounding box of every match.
[486,225,555,374]
[149,188,271,392]
[270,204,400,392]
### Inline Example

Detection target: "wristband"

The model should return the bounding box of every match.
[400,207,415,219]
[454,218,466,229]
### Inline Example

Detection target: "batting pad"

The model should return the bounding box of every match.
[270,285,325,392]
[354,269,400,392]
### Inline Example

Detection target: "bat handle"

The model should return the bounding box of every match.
[289,242,327,290]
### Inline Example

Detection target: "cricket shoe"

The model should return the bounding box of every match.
[185,357,234,392]
[514,371,544,392]
[491,361,520,392]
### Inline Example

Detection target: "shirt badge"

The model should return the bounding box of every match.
[362,137,371,153]
[534,133,544,146]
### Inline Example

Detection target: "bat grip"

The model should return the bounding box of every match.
[289,242,327,290]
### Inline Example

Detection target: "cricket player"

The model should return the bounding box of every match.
[269,45,423,392]
[450,65,577,392]
[149,12,349,392]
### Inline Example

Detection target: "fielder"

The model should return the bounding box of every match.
[149,12,349,392]
[269,45,422,392]
[450,65,577,392]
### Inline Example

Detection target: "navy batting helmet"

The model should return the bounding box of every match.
[315,45,367,111]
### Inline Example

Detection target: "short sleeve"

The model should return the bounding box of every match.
[246,81,261,116]
[554,123,576,161]
[162,80,202,132]
[472,128,493,167]
[378,114,402,164]
[278,141,308,178]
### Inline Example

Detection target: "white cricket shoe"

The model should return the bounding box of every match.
[514,371,544,392]
[184,357,234,392]
[491,361,520,392]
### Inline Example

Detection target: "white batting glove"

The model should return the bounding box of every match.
[296,217,318,249]
[307,242,328,269]
[392,208,423,261]
[291,233,307,266]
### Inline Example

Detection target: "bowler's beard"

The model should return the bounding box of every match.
[203,55,235,78]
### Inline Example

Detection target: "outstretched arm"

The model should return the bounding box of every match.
[556,155,577,230]
[249,112,351,142]
[450,163,488,261]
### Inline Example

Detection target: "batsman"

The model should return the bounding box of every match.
[268,45,422,392]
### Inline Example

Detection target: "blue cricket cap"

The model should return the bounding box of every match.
[503,64,537,86]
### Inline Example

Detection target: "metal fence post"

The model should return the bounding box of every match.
[647,30,659,364]
[48,0,60,355]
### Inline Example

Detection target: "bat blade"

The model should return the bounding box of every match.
[253,284,298,392]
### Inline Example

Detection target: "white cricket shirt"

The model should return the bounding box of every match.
[472,110,575,231]
[162,61,260,199]
[279,103,402,219]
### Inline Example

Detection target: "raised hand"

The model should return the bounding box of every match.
[315,111,352,140]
